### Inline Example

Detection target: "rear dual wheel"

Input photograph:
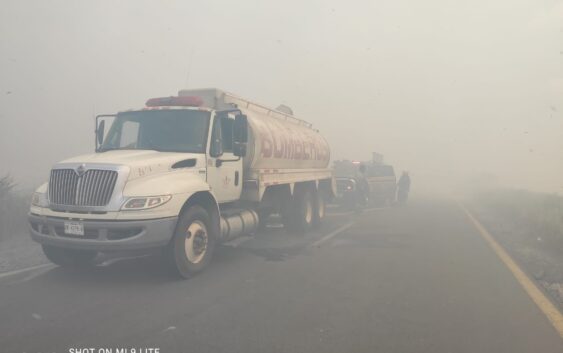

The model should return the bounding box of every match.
[313,189,326,227]
[283,187,325,233]
[257,209,273,230]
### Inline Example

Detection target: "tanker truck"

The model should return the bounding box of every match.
[28,88,335,278]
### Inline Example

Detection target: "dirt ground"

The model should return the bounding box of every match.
[0,230,48,273]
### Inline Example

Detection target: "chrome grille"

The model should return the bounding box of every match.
[49,169,118,207]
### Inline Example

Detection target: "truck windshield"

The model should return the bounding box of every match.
[99,110,210,153]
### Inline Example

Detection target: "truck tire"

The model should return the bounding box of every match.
[312,189,326,228]
[168,205,216,279]
[292,188,314,233]
[42,245,97,267]
[257,209,272,230]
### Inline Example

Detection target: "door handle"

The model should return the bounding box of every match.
[235,171,239,186]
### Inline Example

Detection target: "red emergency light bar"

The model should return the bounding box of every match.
[145,96,204,107]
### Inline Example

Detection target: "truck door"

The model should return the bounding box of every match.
[207,113,244,203]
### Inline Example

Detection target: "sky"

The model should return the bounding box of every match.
[0,0,562,193]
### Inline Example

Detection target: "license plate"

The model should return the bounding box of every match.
[64,221,84,236]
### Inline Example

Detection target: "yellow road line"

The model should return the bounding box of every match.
[458,202,563,339]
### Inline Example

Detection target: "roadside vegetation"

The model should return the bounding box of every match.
[0,174,31,242]
[470,189,563,307]
[472,189,563,247]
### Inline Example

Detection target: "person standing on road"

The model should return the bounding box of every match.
[397,171,411,204]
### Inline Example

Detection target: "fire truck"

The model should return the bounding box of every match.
[29,89,335,278]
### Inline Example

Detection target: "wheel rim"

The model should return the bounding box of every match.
[184,220,208,264]
[305,197,313,224]
[317,195,325,219]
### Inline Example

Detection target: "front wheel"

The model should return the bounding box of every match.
[42,245,98,267]
[167,206,216,279]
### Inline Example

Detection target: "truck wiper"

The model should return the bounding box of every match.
[144,138,165,152]
[97,147,124,153]
[98,147,167,153]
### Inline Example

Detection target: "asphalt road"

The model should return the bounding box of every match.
[1,198,562,353]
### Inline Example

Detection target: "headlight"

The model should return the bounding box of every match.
[122,195,171,210]
[31,192,49,207]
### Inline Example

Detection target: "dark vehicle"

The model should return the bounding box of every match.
[335,176,368,210]
[364,164,397,205]
[334,160,370,210]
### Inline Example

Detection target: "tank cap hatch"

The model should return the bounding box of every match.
[276,104,293,115]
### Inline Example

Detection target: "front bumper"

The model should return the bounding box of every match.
[28,213,178,252]
[335,190,356,202]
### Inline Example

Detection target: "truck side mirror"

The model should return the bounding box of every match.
[210,118,224,158]
[95,114,115,151]
[234,114,248,144]
[233,114,248,157]
[96,120,105,146]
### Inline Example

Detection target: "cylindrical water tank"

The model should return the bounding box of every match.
[243,110,331,170]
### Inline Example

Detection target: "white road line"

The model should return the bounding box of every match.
[12,265,55,284]
[311,222,354,248]
[364,207,386,212]
[98,254,152,267]
[327,211,353,217]
[0,263,54,280]
[327,207,386,217]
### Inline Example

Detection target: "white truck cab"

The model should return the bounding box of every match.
[29,89,334,278]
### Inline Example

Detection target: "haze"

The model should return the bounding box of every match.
[1,0,561,194]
